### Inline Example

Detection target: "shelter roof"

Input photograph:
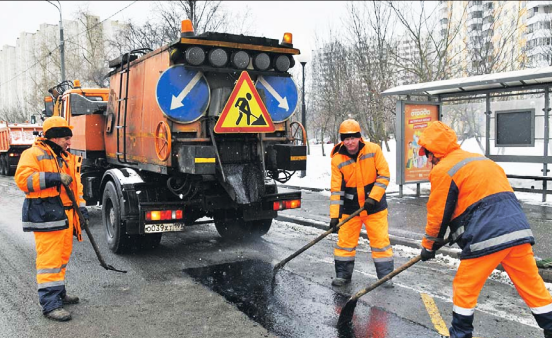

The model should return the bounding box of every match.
[382,67,552,96]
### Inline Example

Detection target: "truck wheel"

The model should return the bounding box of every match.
[6,157,14,176]
[102,181,131,253]
[214,217,272,241]
[0,155,6,176]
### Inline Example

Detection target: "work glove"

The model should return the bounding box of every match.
[420,247,436,261]
[364,197,377,210]
[60,173,73,186]
[79,207,90,229]
[329,218,339,233]
[79,206,89,221]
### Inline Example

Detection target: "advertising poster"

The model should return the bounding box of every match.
[403,103,439,183]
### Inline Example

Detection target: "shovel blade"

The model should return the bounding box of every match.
[337,298,358,327]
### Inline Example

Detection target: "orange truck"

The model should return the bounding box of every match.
[0,121,42,176]
[45,20,306,253]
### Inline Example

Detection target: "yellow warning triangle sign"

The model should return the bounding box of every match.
[214,71,275,133]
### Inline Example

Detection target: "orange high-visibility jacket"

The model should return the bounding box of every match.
[419,122,533,259]
[15,138,84,239]
[330,139,390,219]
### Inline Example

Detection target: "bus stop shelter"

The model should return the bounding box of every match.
[383,66,552,201]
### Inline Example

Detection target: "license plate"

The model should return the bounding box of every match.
[144,223,184,233]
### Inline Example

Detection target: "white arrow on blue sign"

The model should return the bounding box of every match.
[156,65,210,123]
[255,75,298,122]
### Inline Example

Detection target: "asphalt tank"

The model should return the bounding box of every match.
[47,20,307,253]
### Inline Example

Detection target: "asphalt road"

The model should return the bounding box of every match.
[0,177,549,338]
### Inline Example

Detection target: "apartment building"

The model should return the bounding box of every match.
[525,1,552,66]
[438,0,550,75]
[0,16,125,119]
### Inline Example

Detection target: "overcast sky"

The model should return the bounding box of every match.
[0,1,349,61]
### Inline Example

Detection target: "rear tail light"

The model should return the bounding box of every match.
[145,209,184,221]
[273,199,301,211]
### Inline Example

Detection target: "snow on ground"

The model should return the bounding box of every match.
[276,137,552,292]
[283,138,552,206]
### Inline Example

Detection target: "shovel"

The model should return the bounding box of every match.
[62,182,127,273]
[271,206,365,285]
[337,239,451,327]
[337,255,420,327]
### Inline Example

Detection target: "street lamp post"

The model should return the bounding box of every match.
[300,61,307,178]
[47,0,66,82]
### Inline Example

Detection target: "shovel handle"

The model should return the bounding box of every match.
[62,182,127,273]
[273,206,365,272]
[348,238,451,302]
[350,255,421,302]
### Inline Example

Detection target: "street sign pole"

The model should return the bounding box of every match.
[300,61,307,178]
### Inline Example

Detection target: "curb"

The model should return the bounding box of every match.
[275,215,552,283]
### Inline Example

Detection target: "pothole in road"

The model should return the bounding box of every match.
[184,259,441,338]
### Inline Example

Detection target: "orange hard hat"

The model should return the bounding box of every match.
[339,119,361,134]
[43,116,73,138]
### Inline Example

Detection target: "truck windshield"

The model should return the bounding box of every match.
[70,93,107,116]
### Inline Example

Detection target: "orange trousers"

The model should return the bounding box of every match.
[451,243,552,336]
[453,243,552,311]
[34,209,75,313]
[334,209,394,279]
[334,209,393,261]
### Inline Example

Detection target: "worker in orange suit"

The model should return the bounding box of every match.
[329,119,394,288]
[15,116,88,322]
[418,121,552,338]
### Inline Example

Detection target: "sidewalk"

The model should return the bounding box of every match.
[277,187,552,283]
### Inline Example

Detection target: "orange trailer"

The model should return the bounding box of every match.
[45,20,307,253]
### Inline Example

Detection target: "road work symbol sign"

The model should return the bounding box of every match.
[214,71,275,133]
[156,65,210,123]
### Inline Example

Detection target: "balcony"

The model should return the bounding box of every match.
[527,1,552,10]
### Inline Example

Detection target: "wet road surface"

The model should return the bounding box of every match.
[185,259,443,338]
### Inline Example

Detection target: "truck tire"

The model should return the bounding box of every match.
[102,181,131,253]
[0,155,6,176]
[6,156,14,176]
[214,217,272,241]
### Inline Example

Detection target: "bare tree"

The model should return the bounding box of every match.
[71,8,111,87]
[109,1,254,53]
[310,31,353,151]
[388,1,467,82]
[344,1,398,148]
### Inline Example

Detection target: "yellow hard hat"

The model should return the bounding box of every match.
[43,116,73,139]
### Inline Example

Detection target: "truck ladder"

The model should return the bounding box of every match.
[115,48,152,164]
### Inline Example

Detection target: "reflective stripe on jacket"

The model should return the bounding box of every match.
[419,122,533,259]
[330,139,390,219]
[15,139,85,238]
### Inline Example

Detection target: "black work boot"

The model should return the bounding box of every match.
[332,260,354,286]
[61,294,79,305]
[44,308,71,322]
[375,260,395,289]
[544,329,552,338]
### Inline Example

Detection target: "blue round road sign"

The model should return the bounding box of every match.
[156,65,210,123]
[255,75,298,122]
